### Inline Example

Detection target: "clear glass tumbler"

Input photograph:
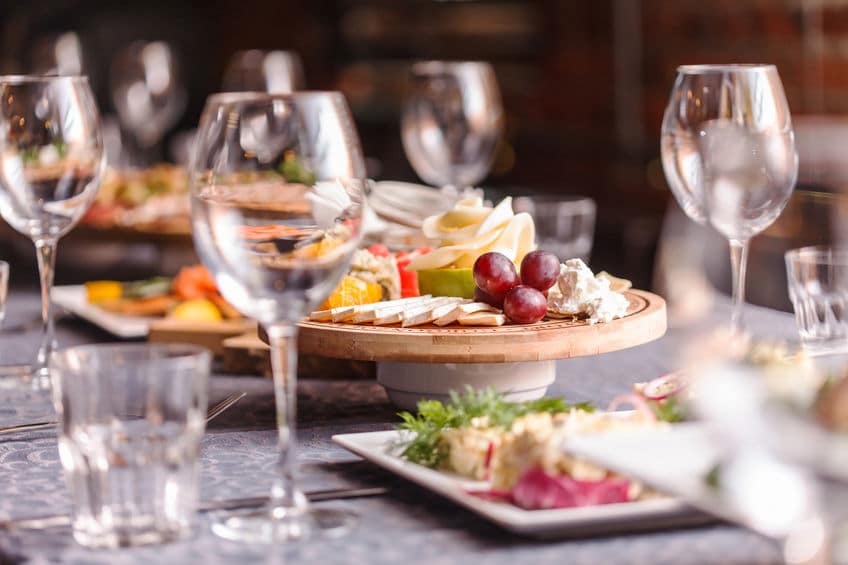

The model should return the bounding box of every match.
[785,246,848,354]
[512,195,596,262]
[50,343,210,548]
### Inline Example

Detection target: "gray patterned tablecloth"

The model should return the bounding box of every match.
[0,290,793,565]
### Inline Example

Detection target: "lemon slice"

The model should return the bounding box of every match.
[416,268,476,299]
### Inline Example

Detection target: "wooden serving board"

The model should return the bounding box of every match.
[297,289,666,364]
[148,318,256,354]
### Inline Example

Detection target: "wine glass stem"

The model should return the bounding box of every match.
[34,238,57,376]
[266,322,301,517]
[729,238,749,335]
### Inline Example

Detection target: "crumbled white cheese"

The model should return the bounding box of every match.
[547,258,628,324]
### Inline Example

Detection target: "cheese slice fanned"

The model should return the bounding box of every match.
[349,295,432,324]
[402,299,471,327]
[457,311,507,326]
[434,301,499,326]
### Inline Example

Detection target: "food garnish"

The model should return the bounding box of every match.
[396,388,591,469]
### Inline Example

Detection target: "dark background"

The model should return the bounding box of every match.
[1,0,843,302]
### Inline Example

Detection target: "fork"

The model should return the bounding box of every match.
[0,391,247,435]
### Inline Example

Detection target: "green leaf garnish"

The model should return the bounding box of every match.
[395,388,593,468]
[650,397,688,423]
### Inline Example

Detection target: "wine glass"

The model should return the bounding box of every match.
[222,50,305,94]
[0,76,105,384]
[190,91,366,543]
[661,64,798,333]
[110,41,186,167]
[401,61,503,189]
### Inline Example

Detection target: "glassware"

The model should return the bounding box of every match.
[401,61,503,189]
[661,64,798,333]
[0,260,7,328]
[50,343,210,548]
[189,91,366,543]
[785,246,848,354]
[0,75,105,385]
[110,41,186,167]
[28,31,86,76]
[222,50,305,94]
[513,195,596,262]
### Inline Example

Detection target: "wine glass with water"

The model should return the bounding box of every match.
[0,75,105,384]
[190,91,366,543]
[661,64,798,333]
[401,61,503,189]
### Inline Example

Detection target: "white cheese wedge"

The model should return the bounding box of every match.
[349,295,432,324]
[402,298,471,327]
[457,311,507,326]
[433,301,499,326]
[374,297,461,326]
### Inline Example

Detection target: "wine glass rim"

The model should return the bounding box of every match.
[677,64,776,74]
[205,90,344,105]
[785,245,848,265]
[51,342,211,366]
[411,60,494,72]
[0,74,90,84]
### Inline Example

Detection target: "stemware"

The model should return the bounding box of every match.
[661,64,798,333]
[0,75,105,384]
[401,61,503,189]
[110,41,186,167]
[222,50,305,94]
[189,91,366,543]
[28,31,86,77]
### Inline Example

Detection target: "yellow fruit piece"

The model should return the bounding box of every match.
[169,299,223,322]
[321,275,382,309]
[85,280,123,303]
[416,268,475,299]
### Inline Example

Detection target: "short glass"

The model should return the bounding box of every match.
[513,195,596,262]
[785,246,848,354]
[50,344,210,548]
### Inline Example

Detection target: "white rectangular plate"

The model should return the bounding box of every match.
[333,430,711,538]
[52,285,151,338]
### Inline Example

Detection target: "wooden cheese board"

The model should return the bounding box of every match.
[297,290,666,364]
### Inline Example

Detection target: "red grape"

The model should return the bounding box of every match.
[503,285,548,324]
[473,252,520,299]
[520,250,560,291]
[474,286,504,308]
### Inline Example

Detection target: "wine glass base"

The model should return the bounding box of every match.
[211,507,357,544]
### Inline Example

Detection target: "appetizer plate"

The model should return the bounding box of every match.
[333,429,711,539]
[52,285,151,338]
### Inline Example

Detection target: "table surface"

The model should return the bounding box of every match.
[0,290,794,565]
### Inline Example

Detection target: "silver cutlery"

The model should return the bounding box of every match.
[0,391,247,436]
[0,487,389,530]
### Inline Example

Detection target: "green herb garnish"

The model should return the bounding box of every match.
[396,388,593,468]
[651,397,688,423]
[279,151,316,186]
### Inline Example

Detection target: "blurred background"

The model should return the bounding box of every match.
[0,0,844,312]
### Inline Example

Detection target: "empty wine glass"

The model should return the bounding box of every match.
[222,50,305,93]
[190,92,366,543]
[661,64,798,333]
[401,61,503,189]
[0,76,105,384]
[110,41,186,167]
[28,31,86,76]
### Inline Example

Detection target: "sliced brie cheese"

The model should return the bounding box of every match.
[374,296,461,326]
[402,298,470,327]
[457,311,507,326]
[433,301,499,326]
[349,295,432,324]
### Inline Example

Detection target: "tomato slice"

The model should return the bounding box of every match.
[367,243,391,257]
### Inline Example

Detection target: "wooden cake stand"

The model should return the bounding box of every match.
[297,289,667,409]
